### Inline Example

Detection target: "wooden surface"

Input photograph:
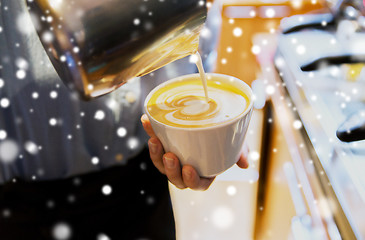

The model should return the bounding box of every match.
[254,108,297,240]
[214,0,327,86]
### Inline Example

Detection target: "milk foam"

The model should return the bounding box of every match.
[147,78,248,128]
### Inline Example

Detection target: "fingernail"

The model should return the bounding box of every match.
[141,114,148,123]
[163,156,175,168]
[148,140,157,154]
[183,169,191,180]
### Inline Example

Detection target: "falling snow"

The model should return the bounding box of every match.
[293,120,303,129]
[2,209,11,218]
[133,18,140,25]
[296,45,306,55]
[249,151,260,161]
[67,194,76,203]
[32,92,39,99]
[211,206,234,229]
[125,91,136,103]
[15,57,29,70]
[91,156,99,165]
[73,177,81,186]
[16,69,26,79]
[0,140,19,164]
[233,27,242,37]
[46,16,53,23]
[42,31,54,43]
[50,91,58,99]
[251,45,261,55]
[52,222,72,240]
[0,98,10,108]
[97,233,111,240]
[49,118,58,126]
[0,130,7,140]
[200,27,211,39]
[25,141,39,155]
[265,8,275,18]
[127,137,139,150]
[265,85,275,95]
[117,127,127,137]
[189,54,199,64]
[226,185,237,196]
[146,196,155,205]
[94,110,105,120]
[140,162,147,170]
[102,185,112,195]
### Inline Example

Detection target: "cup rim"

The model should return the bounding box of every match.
[144,73,254,131]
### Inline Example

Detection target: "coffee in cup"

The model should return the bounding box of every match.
[146,75,250,128]
[144,73,253,177]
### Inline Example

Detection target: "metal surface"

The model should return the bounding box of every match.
[329,0,365,17]
[274,29,365,239]
[284,162,321,240]
[282,0,365,34]
[264,65,336,240]
[27,0,207,99]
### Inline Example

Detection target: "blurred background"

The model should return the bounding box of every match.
[170,0,365,239]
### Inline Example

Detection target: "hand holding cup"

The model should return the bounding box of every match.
[141,114,249,191]
[142,73,253,190]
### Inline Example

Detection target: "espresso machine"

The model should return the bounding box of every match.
[273,0,365,238]
[280,0,365,142]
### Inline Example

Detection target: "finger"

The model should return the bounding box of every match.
[163,153,186,189]
[141,114,156,138]
[236,153,249,169]
[236,143,249,169]
[182,165,215,191]
[148,137,165,174]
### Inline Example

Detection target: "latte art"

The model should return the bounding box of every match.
[147,76,249,128]
[164,95,218,120]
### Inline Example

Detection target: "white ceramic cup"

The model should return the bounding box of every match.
[144,73,253,177]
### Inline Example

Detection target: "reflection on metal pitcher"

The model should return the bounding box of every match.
[27,0,207,99]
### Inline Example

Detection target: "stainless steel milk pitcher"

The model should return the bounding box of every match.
[27,0,207,99]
